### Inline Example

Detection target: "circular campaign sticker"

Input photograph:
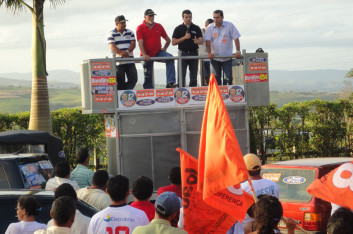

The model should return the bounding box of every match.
[120,91,136,107]
[174,88,190,104]
[228,86,245,102]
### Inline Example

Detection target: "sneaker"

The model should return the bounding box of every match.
[166,83,177,88]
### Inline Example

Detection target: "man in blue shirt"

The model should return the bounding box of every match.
[204,10,242,85]
[70,148,94,188]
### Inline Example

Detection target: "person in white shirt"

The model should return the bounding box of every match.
[228,153,280,234]
[34,196,76,234]
[77,170,110,210]
[5,195,46,234]
[47,183,91,234]
[204,9,242,85]
[45,160,80,191]
[88,175,149,234]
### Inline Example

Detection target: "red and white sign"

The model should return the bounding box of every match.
[91,77,116,86]
[244,73,268,83]
[249,63,267,71]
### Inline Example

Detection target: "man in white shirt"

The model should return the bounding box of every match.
[228,153,279,234]
[34,196,76,234]
[204,10,241,85]
[45,160,80,191]
[88,175,149,234]
[77,170,111,210]
[47,184,91,234]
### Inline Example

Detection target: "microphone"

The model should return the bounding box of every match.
[186,24,190,33]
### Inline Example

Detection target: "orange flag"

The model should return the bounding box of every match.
[307,161,353,210]
[197,74,249,200]
[178,148,237,233]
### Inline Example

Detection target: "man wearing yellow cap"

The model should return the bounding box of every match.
[227,153,279,234]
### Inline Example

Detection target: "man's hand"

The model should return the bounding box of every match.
[143,54,151,61]
[184,32,191,40]
[193,36,199,44]
[161,47,167,52]
[208,52,214,59]
[233,51,242,59]
[120,50,129,58]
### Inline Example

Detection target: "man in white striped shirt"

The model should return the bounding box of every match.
[107,15,138,90]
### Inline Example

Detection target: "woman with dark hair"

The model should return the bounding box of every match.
[5,195,46,234]
[248,195,296,234]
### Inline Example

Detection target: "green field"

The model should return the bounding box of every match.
[0,87,82,113]
[270,91,339,107]
[0,87,340,113]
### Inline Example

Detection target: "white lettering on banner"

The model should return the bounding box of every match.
[227,185,243,195]
[332,163,353,191]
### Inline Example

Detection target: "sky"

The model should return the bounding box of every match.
[0,0,353,74]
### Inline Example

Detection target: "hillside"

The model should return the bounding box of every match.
[0,69,349,113]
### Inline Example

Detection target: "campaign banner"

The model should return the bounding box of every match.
[154,88,175,107]
[244,73,268,83]
[189,87,208,105]
[105,114,117,138]
[117,85,245,109]
[175,87,191,106]
[249,63,267,71]
[91,77,116,86]
[224,85,246,103]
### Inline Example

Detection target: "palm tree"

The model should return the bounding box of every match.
[0,0,66,133]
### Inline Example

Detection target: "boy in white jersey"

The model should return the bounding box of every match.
[87,175,149,234]
[228,153,280,234]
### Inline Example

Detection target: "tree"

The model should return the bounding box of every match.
[0,0,65,133]
[346,68,353,78]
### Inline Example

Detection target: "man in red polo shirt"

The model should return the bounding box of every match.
[136,9,176,89]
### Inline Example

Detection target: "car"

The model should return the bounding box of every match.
[0,153,54,189]
[0,129,65,165]
[0,189,98,233]
[261,157,352,234]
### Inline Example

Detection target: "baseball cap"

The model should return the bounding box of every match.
[144,9,156,16]
[115,15,127,23]
[155,192,181,216]
[244,153,261,171]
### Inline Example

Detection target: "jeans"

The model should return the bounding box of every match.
[142,50,176,89]
[179,50,198,87]
[210,59,233,85]
[116,63,138,90]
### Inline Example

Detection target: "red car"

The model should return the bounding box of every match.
[261,157,352,233]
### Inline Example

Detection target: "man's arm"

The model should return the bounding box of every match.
[109,43,126,57]
[234,38,241,58]
[206,40,214,59]
[137,39,150,61]
[162,36,171,51]
[172,32,191,46]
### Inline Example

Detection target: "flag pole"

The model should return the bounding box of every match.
[247,178,258,203]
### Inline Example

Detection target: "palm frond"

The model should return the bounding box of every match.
[48,0,66,9]
[0,0,31,14]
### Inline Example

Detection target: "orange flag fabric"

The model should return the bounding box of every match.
[204,183,254,221]
[197,74,249,200]
[307,161,353,210]
[178,148,237,233]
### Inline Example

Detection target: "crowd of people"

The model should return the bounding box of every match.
[108,9,242,90]
[5,148,353,234]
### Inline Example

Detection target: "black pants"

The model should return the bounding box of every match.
[116,63,138,90]
[179,50,198,87]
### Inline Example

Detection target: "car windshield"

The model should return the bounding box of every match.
[0,144,45,154]
[261,168,315,202]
